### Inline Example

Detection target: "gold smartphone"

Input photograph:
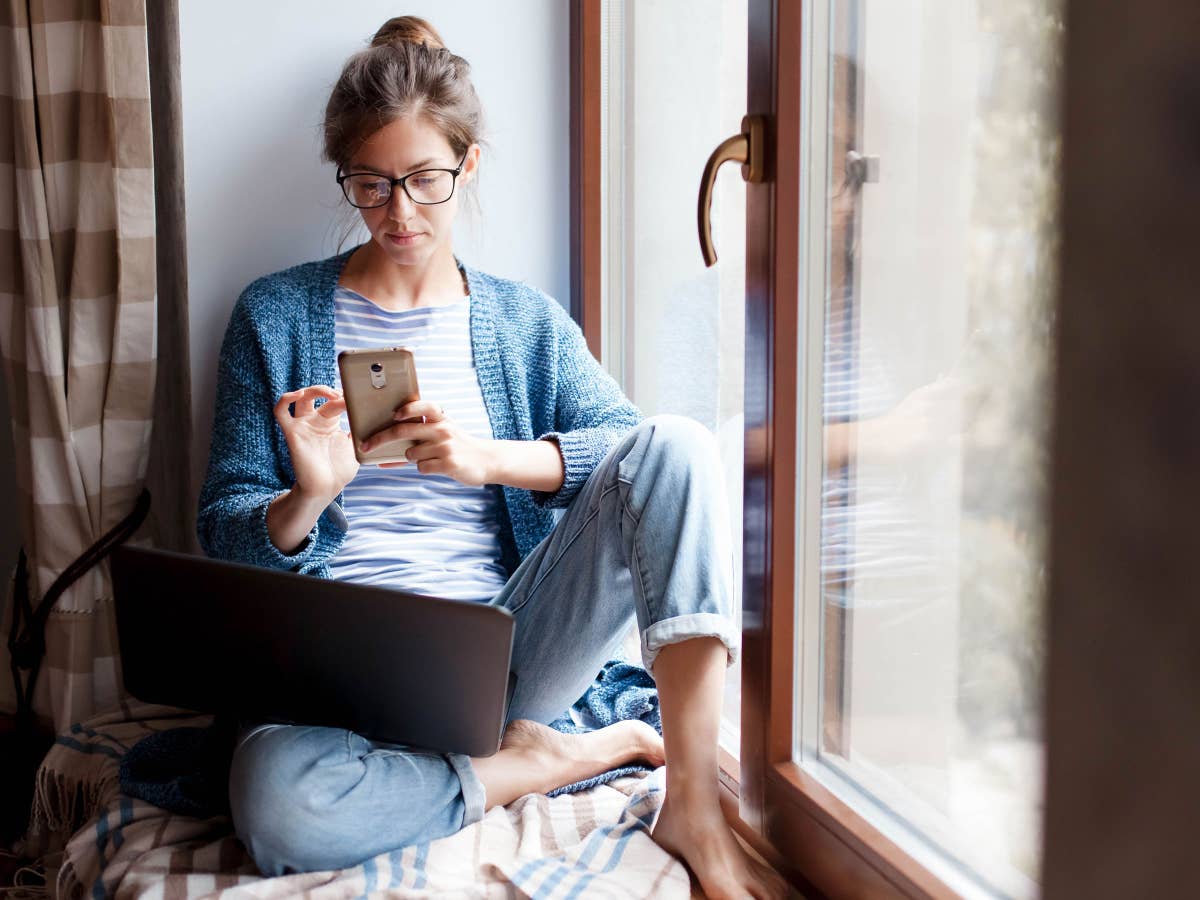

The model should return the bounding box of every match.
[337,347,421,466]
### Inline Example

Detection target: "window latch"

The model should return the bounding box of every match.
[846,150,881,187]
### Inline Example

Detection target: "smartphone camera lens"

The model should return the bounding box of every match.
[370,363,383,373]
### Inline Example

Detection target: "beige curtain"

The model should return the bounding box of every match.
[0,0,156,731]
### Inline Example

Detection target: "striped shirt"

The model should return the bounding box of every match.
[327,286,510,602]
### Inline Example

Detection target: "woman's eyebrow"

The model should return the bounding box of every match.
[346,158,441,174]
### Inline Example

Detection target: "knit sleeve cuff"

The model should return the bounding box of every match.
[254,491,321,570]
[530,432,595,509]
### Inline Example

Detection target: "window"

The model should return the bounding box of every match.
[577,0,1064,895]
[793,1,1059,895]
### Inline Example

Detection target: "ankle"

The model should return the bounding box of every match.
[663,774,723,813]
[664,758,721,787]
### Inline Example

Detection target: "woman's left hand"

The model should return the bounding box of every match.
[364,399,496,486]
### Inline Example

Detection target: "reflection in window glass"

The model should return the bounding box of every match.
[809,1,1061,894]
[602,0,748,755]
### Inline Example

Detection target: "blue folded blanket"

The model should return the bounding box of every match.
[119,659,660,817]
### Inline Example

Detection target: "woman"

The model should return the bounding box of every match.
[197,16,785,900]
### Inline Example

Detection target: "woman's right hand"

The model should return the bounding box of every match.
[273,385,359,503]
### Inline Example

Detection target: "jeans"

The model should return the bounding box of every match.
[228,415,739,876]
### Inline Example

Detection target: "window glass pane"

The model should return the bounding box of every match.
[804,1,1061,893]
[603,0,748,755]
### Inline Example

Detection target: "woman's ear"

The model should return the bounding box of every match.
[459,144,482,186]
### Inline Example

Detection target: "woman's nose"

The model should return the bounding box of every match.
[388,185,417,221]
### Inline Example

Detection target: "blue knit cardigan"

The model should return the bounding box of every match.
[197,247,642,576]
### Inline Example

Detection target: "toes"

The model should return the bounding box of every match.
[747,858,789,899]
[744,864,788,899]
[633,722,665,764]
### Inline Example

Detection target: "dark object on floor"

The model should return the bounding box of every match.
[0,718,56,845]
[120,659,661,818]
[117,715,238,820]
[3,489,151,844]
[0,848,45,893]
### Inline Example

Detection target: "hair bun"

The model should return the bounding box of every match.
[371,16,446,51]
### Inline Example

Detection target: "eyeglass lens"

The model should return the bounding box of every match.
[342,170,455,207]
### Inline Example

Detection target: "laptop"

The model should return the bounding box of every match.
[110,545,516,757]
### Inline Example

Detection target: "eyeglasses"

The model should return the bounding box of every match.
[336,152,469,208]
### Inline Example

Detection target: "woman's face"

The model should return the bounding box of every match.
[346,116,479,269]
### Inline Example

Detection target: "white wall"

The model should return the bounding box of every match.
[180,1,570,496]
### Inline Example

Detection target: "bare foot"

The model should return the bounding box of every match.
[473,719,665,808]
[653,795,789,900]
[503,719,664,783]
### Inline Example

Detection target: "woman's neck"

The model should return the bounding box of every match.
[338,241,467,311]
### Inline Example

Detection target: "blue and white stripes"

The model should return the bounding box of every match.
[347,772,679,899]
[327,287,509,602]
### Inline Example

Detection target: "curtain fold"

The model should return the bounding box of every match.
[0,0,157,731]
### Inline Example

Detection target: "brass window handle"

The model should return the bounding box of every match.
[698,114,765,266]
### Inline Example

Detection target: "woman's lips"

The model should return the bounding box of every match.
[386,232,423,246]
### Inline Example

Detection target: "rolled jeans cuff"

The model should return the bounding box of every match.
[448,752,487,828]
[641,612,741,672]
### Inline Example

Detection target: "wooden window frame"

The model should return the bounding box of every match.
[741,3,960,896]
[568,0,603,357]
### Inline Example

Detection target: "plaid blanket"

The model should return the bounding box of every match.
[22,702,691,899]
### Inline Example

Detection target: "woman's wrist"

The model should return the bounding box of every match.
[292,482,341,511]
[266,484,333,556]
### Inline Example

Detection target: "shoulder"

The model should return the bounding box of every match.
[462,265,577,337]
[234,250,352,325]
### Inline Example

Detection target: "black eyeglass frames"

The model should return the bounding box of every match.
[336,152,469,209]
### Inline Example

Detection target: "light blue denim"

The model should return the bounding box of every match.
[227,415,739,876]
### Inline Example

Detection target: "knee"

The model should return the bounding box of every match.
[228,725,358,876]
[633,417,715,468]
[630,415,720,476]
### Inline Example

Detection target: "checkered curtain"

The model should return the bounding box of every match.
[0,0,156,731]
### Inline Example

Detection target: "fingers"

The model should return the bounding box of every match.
[375,457,445,475]
[317,397,347,419]
[415,458,450,476]
[360,421,438,453]
[273,393,293,428]
[370,451,448,477]
[403,440,440,463]
[394,399,446,423]
[280,385,341,403]
[277,385,342,419]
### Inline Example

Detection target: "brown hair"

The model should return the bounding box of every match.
[322,16,484,171]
